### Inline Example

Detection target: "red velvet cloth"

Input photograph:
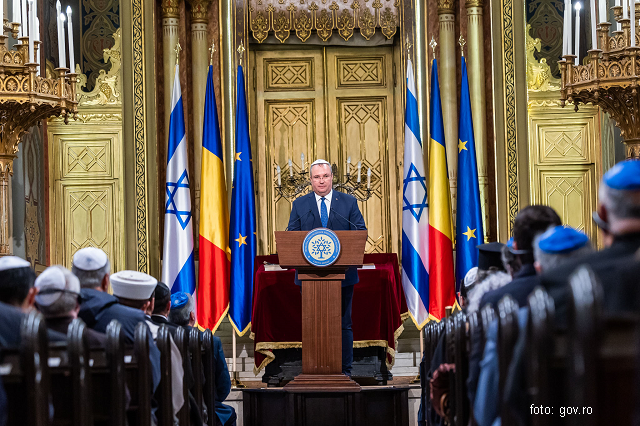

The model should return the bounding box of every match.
[251,253,408,372]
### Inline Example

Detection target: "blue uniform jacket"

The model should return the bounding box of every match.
[212,335,235,425]
[287,190,366,286]
[79,288,161,391]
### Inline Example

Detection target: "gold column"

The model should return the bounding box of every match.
[188,0,211,224]
[220,0,235,191]
[414,0,429,146]
[0,159,11,255]
[162,0,180,141]
[438,0,458,215]
[465,0,488,241]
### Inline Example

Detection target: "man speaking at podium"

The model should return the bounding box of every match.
[287,159,366,376]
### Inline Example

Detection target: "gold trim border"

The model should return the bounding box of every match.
[502,0,518,230]
[132,0,149,273]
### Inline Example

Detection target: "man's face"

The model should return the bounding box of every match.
[310,164,333,197]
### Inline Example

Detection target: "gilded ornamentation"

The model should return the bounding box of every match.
[77,28,122,106]
[248,0,398,43]
[294,9,313,41]
[267,60,312,89]
[337,8,355,41]
[380,7,397,39]
[132,0,149,272]
[465,0,483,6]
[188,0,211,22]
[81,0,119,90]
[525,25,560,92]
[527,1,563,78]
[338,57,384,86]
[502,0,518,229]
[437,0,455,14]
[161,0,180,17]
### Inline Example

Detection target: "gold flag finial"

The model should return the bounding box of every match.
[429,36,437,60]
[209,42,216,66]
[405,36,412,56]
[237,41,245,66]
[458,35,466,57]
[175,42,182,66]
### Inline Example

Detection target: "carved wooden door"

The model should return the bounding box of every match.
[251,46,402,255]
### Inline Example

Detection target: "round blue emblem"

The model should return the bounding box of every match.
[302,228,341,267]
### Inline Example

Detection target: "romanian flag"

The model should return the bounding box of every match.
[197,65,230,333]
[229,65,257,336]
[455,57,484,290]
[428,59,456,320]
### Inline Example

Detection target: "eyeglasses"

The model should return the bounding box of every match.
[311,174,332,181]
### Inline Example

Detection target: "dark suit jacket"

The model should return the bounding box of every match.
[479,263,539,310]
[150,314,180,335]
[287,190,366,286]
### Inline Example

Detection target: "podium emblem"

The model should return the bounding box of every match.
[302,228,341,267]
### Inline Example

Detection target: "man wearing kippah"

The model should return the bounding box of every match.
[73,247,162,392]
[286,159,366,377]
[542,159,640,317]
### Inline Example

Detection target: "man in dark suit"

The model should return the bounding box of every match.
[287,159,366,376]
[149,282,179,335]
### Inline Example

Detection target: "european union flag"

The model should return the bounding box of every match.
[229,65,257,336]
[455,57,484,291]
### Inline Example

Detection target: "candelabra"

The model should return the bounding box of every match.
[0,19,78,255]
[559,4,640,158]
[274,157,373,202]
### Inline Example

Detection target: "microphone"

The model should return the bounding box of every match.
[286,209,313,231]
[330,207,365,230]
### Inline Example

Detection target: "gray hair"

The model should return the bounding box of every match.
[37,266,80,317]
[72,259,111,289]
[310,162,332,177]
[599,183,640,220]
[533,234,592,272]
[169,293,195,326]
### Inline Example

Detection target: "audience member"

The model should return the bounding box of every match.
[466,242,511,314]
[479,205,562,310]
[0,256,37,311]
[169,292,196,327]
[34,265,106,347]
[149,282,179,335]
[73,247,161,391]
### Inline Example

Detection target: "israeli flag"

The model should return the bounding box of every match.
[162,65,196,297]
[401,59,430,329]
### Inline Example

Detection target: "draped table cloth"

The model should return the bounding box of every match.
[251,253,408,374]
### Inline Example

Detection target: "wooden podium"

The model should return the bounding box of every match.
[275,230,367,392]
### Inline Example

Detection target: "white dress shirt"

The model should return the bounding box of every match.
[314,189,333,220]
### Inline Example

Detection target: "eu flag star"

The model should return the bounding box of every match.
[235,152,242,161]
[462,226,476,241]
[458,140,468,153]
[235,233,248,247]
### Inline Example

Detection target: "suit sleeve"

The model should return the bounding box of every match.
[348,198,366,230]
[287,200,302,231]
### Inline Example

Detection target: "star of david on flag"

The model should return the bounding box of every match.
[162,63,196,300]
[401,58,431,329]
[166,170,192,230]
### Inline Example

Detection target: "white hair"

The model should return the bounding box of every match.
[72,259,111,289]
[466,271,512,313]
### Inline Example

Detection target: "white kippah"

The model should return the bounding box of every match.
[73,247,108,271]
[310,159,331,168]
[0,256,30,272]
[463,266,479,288]
[110,270,158,300]
[35,266,80,306]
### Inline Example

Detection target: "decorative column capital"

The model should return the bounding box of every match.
[437,0,455,14]
[188,0,211,23]
[465,0,484,8]
[161,0,180,18]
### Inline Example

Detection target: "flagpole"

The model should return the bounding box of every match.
[231,328,246,388]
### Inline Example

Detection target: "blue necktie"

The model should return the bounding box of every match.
[320,197,328,227]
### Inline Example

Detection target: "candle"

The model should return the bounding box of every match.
[276,165,281,186]
[575,3,581,62]
[20,0,26,37]
[367,168,371,189]
[616,0,622,31]
[13,0,19,24]
[66,6,74,72]
[591,0,598,48]
[56,1,65,68]
[300,152,304,168]
[288,159,293,177]
[357,161,362,183]
[631,0,636,46]
[563,0,571,55]
[28,0,33,63]
[623,0,628,19]
[599,0,607,23]
[346,156,351,175]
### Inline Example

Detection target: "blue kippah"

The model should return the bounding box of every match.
[537,226,589,254]
[506,237,514,248]
[602,160,640,190]
[171,292,189,310]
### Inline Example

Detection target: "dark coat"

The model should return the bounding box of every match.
[45,316,107,348]
[0,301,66,347]
[479,263,539,310]
[212,335,235,425]
[79,288,161,391]
[287,190,366,286]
